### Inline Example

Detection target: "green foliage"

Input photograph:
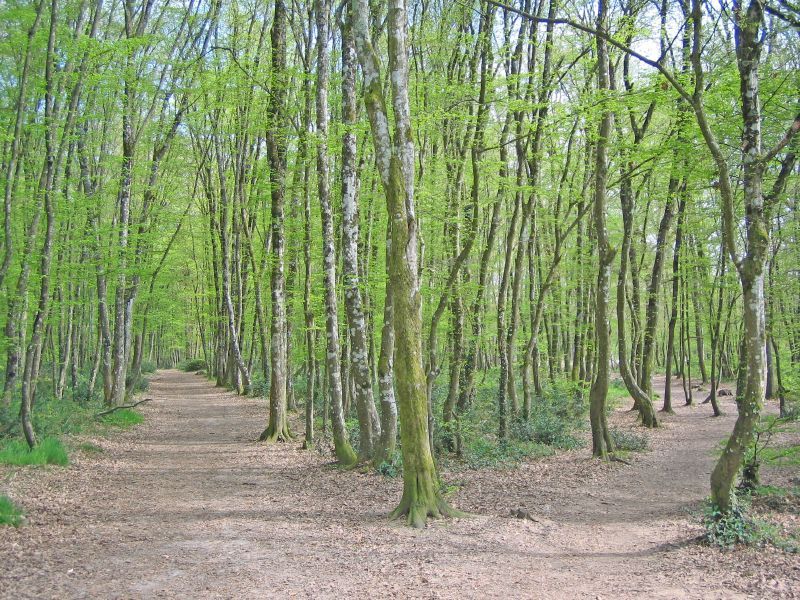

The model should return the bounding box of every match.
[511,379,587,450]
[249,373,270,398]
[606,378,631,409]
[0,437,69,466]
[462,437,553,470]
[0,496,24,527]
[179,359,207,373]
[376,450,403,478]
[346,418,361,455]
[610,428,648,452]
[740,414,800,490]
[703,500,799,553]
[100,409,144,429]
[140,361,157,375]
[703,502,757,548]
[126,374,150,394]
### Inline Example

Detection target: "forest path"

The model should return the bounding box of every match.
[1,370,796,599]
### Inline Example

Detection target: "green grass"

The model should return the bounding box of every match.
[77,441,104,454]
[461,437,554,470]
[606,379,631,409]
[100,409,144,428]
[0,436,69,466]
[0,495,24,527]
[759,444,800,468]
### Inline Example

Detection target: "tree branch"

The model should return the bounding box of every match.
[95,398,152,418]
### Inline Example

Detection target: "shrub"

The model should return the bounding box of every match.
[180,359,207,372]
[740,414,800,490]
[376,450,403,478]
[512,379,587,450]
[610,428,648,452]
[126,375,150,394]
[463,437,552,470]
[703,503,757,548]
[0,437,69,466]
[140,360,157,374]
[0,495,24,527]
[250,373,270,397]
[703,500,799,552]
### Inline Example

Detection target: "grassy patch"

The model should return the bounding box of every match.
[77,441,104,454]
[462,437,553,470]
[0,437,69,466]
[758,444,800,468]
[0,495,24,527]
[100,409,144,429]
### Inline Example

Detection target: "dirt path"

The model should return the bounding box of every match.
[1,370,797,599]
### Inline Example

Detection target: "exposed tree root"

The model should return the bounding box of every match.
[259,422,293,442]
[334,445,358,468]
[389,472,466,528]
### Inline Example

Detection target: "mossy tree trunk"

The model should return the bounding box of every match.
[353,0,462,527]
[588,0,615,459]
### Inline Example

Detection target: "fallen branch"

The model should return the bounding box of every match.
[94,398,153,418]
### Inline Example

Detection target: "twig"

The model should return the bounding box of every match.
[94,398,153,418]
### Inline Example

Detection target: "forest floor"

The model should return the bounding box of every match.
[1,370,799,599]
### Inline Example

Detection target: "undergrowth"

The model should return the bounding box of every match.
[461,437,553,469]
[703,498,799,553]
[0,495,24,527]
[179,358,207,373]
[0,437,69,466]
[100,409,144,428]
[0,366,151,465]
[610,428,648,452]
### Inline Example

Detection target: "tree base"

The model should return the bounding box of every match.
[334,443,358,468]
[259,422,293,442]
[389,472,466,528]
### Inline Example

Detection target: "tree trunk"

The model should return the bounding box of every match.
[260,0,292,443]
[353,0,461,527]
[588,0,615,458]
[341,11,380,460]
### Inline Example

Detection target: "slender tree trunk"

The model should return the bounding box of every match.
[261,0,292,442]
[588,0,615,458]
[341,11,380,460]
[315,0,356,464]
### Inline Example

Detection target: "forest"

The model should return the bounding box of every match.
[1,0,799,597]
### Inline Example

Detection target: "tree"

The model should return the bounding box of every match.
[352,0,462,527]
